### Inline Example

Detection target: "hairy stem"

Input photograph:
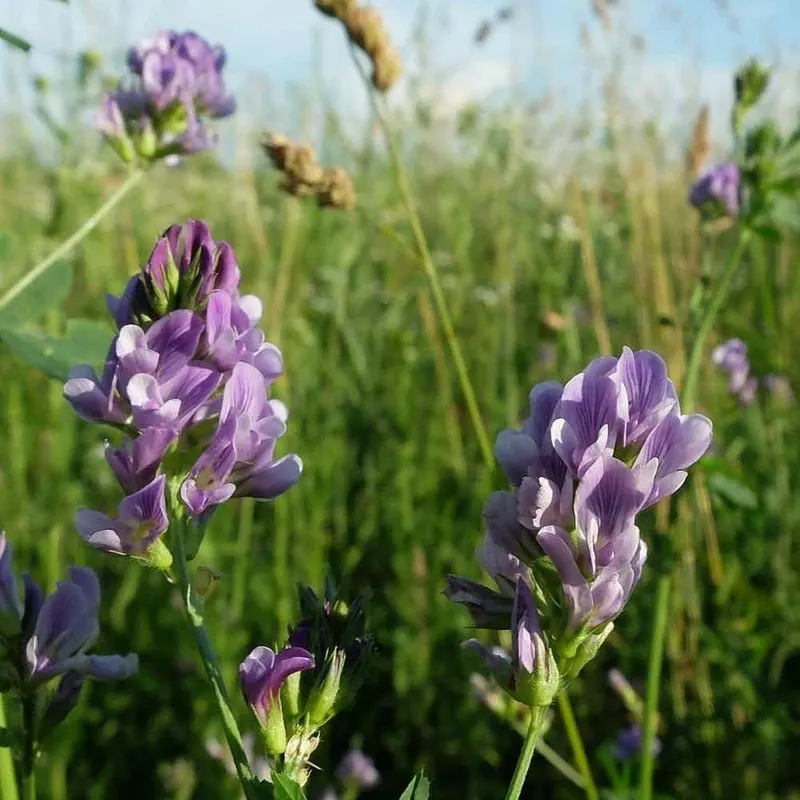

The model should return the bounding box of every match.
[504,705,549,800]
[172,523,256,799]
[347,43,494,468]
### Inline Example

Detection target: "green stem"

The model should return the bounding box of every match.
[23,773,34,800]
[504,705,549,800]
[558,692,599,800]
[347,44,494,469]
[681,231,750,411]
[536,739,585,789]
[639,576,671,800]
[172,523,256,800]
[0,693,20,800]
[0,169,145,312]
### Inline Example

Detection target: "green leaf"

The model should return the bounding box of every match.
[270,774,307,800]
[0,27,31,52]
[0,318,112,381]
[0,726,10,747]
[707,473,758,509]
[0,259,73,323]
[399,772,431,800]
[0,234,11,260]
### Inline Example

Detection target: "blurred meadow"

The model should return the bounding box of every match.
[2,0,800,797]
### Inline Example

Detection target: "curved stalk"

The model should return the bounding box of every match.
[504,705,549,800]
[172,523,256,799]
[0,169,145,312]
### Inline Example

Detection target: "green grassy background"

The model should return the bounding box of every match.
[3,28,800,800]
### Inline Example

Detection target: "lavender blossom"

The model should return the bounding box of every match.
[689,162,742,218]
[65,220,302,564]
[448,347,712,695]
[74,475,169,562]
[239,645,315,727]
[336,749,380,790]
[615,724,662,761]
[98,29,235,163]
[712,338,757,406]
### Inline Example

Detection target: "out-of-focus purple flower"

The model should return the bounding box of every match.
[765,373,793,404]
[712,338,759,406]
[74,475,169,558]
[615,724,662,761]
[336,749,380,790]
[239,644,315,726]
[206,733,271,782]
[689,162,741,217]
[99,29,234,162]
[24,567,138,684]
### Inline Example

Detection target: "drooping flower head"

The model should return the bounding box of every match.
[448,347,712,691]
[689,162,742,218]
[64,221,302,567]
[97,30,235,164]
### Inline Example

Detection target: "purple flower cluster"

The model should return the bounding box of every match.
[689,162,742,218]
[0,533,137,722]
[64,221,301,563]
[712,338,793,407]
[712,338,757,405]
[336,748,380,790]
[98,31,235,162]
[447,348,712,689]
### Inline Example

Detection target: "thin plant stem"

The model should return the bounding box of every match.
[535,739,585,789]
[0,693,20,800]
[347,44,494,468]
[504,705,549,800]
[681,231,750,412]
[347,39,599,796]
[0,169,145,311]
[639,576,671,800]
[172,523,256,800]
[23,773,35,800]
[558,691,600,800]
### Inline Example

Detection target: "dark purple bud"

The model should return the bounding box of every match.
[689,162,741,218]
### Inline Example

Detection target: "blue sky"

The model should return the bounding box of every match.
[2,0,800,152]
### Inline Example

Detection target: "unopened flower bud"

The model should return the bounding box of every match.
[734,59,770,114]
[137,118,158,160]
[306,648,346,727]
[559,621,614,681]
